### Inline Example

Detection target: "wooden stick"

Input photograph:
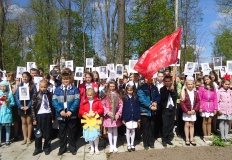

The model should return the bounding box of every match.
[24,100,26,114]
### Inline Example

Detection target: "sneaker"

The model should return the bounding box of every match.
[131,145,135,151]
[95,150,100,155]
[109,146,114,153]
[127,146,132,152]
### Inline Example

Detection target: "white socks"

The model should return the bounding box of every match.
[90,137,100,154]
[126,128,135,147]
[108,127,118,152]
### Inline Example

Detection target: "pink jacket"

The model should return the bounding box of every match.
[198,86,218,113]
[102,92,123,127]
[217,88,232,115]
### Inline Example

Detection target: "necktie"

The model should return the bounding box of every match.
[64,86,67,102]
[149,85,153,101]
[43,94,49,110]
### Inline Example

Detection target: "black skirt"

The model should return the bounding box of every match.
[18,108,32,116]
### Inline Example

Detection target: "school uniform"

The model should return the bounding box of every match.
[31,91,55,153]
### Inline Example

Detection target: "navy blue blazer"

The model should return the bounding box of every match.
[122,95,141,122]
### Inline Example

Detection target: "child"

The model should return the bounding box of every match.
[79,88,104,155]
[198,75,218,143]
[180,76,200,146]
[0,81,15,146]
[217,79,232,142]
[52,72,80,156]
[31,80,55,156]
[15,72,37,145]
[122,83,140,152]
[102,80,123,153]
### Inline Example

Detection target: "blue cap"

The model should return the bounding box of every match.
[0,80,9,86]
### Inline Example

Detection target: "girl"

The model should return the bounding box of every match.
[15,72,37,145]
[6,71,20,141]
[198,75,218,143]
[122,83,140,152]
[102,80,123,153]
[93,71,100,86]
[180,76,200,146]
[217,79,232,141]
[79,72,99,107]
[43,74,54,93]
[79,88,104,155]
[0,81,15,146]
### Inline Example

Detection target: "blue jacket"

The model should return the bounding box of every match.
[15,82,37,109]
[137,83,161,117]
[52,84,80,120]
[122,95,140,122]
[0,91,16,124]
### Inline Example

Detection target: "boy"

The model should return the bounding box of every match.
[31,80,55,156]
[160,76,177,147]
[52,72,80,156]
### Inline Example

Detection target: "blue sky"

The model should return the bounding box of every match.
[12,0,221,63]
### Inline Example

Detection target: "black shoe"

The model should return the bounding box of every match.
[167,141,173,145]
[71,151,77,155]
[162,143,167,147]
[57,151,65,156]
[150,145,154,148]
[5,142,10,146]
[127,146,132,152]
[131,146,135,151]
[45,151,50,155]
[33,150,42,156]
[144,146,149,150]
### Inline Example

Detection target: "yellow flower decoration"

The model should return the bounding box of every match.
[81,110,102,132]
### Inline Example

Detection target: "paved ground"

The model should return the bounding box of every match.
[1,132,224,160]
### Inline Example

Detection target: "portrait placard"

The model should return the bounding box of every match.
[227,61,232,75]
[16,67,27,78]
[74,67,84,80]
[99,66,108,79]
[27,62,36,72]
[19,86,30,100]
[213,57,222,70]
[116,64,124,79]
[129,60,138,73]
[86,58,93,68]
[65,60,74,71]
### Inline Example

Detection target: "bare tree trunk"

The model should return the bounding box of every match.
[117,0,125,64]
[82,0,86,64]
[67,0,71,59]
[0,0,5,69]
[111,1,118,63]
[105,0,111,63]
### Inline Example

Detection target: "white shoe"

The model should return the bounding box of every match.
[109,146,114,153]
[89,150,94,155]
[113,147,118,153]
[95,150,100,155]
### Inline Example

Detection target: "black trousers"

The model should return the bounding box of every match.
[175,103,184,137]
[35,113,52,152]
[162,108,175,143]
[141,116,155,147]
[154,108,162,139]
[58,118,77,153]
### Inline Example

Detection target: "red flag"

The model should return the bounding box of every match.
[134,27,182,80]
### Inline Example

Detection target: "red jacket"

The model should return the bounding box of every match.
[180,90,200,113]
[79,97,104,117]
[78,82,99,106]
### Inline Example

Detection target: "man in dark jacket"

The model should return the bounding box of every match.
[160,76,177,147]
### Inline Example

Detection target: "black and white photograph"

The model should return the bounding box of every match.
[34,77,43,91]
[65,60,74,71]
[107,63,114,71]
[220,66,227,78]
[99,66,108,79]
[19,86,30,100]
[74,67,84,80]
[201,63,210,75]
[16,66,26,78]
[184,62,196,76]
[213,57,222,69]
[227,61,232,74]
[170,50,181,66]
[194,63,200,73]
[27,62,36,72]
[108,70,117,80]
[129,60,138,73]
[60,57,66,70]
[86,58,93,68]
[50,65,56,71]
[116,64,124,78]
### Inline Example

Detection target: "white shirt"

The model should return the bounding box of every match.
[89,99,94,111]
[187,89,194,109]
[38,94,51,114]
[156,81,164,93]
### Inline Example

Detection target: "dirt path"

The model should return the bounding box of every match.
[109,146,232,160]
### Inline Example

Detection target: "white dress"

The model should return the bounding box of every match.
[182,90,197,121]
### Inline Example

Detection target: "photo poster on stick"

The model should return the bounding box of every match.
[27,62,36,72]
[213,57,222,70]
[74,67,84,80]
[116,64,124,79]
[34,77,43,91]
[65,60,74,71]
[201,63,210,76]
[86,58,93,68]
[108,70,117,81]
[107,63,115,71]
[170,50,181,66]
[129,60,138,73]
[16,66,27,78]
[194,63,200,74]
[92,67,100,73]
[99,66,108,79]
[184,62,196,76]
[50,65,56,71]
[19,86,30,101]
[220,66,227,78]
[0,70,6,80]
[227,61,232,75]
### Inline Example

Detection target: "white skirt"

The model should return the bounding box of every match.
[182,112,196,122]
[125,121,138,129]
[201,112,214,118]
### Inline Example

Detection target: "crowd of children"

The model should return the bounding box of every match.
[0,65,232,157]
